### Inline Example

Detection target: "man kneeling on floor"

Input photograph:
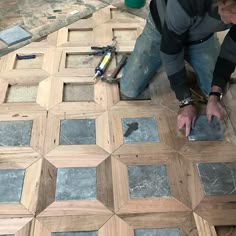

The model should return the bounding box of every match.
[120,0,236,136]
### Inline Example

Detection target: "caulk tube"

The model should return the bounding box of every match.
[93,50,113,80]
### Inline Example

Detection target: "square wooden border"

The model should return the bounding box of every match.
[108,106,188,154]
[35,156,114,233]
[1,47,55,80]
[180,150,236,225]
[0,217,34,235]
[0,111,47,154]
[0,76,53,110]
[42,76,111,111]
[56,6,144,48]
[0,158,45,217]
[111,154,191,214]
[44,110,111,156]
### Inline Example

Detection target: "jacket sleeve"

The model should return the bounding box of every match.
[160,0,193,101]
[212,26,236,90]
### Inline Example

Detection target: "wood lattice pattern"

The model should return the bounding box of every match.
[0,6,235,236]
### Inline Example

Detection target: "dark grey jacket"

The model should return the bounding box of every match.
[150,0,236,100]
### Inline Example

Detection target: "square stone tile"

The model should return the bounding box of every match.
[135,228,180,236]
[55,168,97,201]
[52,232,98,236]
[188,115,224,141]
[122,117,160,143]
[0,120,33,146]
[0,25,31,46]
[0,169,25,203]
[63,83,94,102]
[128,165,171,198]
[5,85,38,103]
[197,163,236,196]
[59,119,96,145]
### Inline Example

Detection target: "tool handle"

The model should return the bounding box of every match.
[111,55,128,78]
[16,54,36,60]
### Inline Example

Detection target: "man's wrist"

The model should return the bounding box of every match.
[179,97,195,108]
[211,85,222,93]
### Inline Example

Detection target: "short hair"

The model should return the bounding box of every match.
[217,0,236,11]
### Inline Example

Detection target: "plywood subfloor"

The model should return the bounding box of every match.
[0,5,235,236]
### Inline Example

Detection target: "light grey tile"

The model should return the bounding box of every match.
[197,163,236,196]
[128,165,171,198]
[0,120,32,146]
[59,119,96,145]
[63,84,94,102]
[122,117,160,143]
[55,168,97,201]
[52,232,98,236]
[0,26,31,46]
[188,115,224,141]
[5,85,38,103]
[135,228,181,236]
[0,169,25,203]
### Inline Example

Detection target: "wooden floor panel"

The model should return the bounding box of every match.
[0,5,235,236]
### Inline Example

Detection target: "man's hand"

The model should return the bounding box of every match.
[206,96,224,122]
[177,105,197,137]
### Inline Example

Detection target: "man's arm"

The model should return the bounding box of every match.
[160,0,197,136]
[207,26,236,122]
[212,26,236,90]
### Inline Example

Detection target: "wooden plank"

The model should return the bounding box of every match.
[194,213,217,236]
[0,217,33,234]
[112,156,129,212]
[0,151,40,169]
[37,76,64,110]
[99,215,134,236]
[0,78,8,103]
[0,204,32,217]
[97,156,114,211]
[15,218,35,236]
[33,219,51,236]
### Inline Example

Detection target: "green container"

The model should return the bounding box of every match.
[125,0,146,8]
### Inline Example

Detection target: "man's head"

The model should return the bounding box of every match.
[217,0,236,24]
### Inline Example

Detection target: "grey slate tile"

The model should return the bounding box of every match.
[188,115,224,141]
[59,119,96,145]
[135,228,181,236]
[0,169,25,203]
[55,168,97,201]
[0,26,31,46]
[0,120,33,146]
[122,117,160,143]
[197,163,236,196]
[128,165,171,198]
[52,232,98,236]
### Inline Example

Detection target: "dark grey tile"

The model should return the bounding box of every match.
[0,235,14,236]
[197,163,236,196]
[0,169,25,203]
[128,165,171,198]
[55,168,97,201]
[122,117,160,143]
[63,84,94,102]
[52,232,98,236]
[0,26,31,46]
[59,119,96,145]
[135,228,181,236]
[188,115,224,141]
[0,120,33,146]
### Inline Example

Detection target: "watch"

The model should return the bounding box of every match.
[209,91,223,100]
[179,97,195,108]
